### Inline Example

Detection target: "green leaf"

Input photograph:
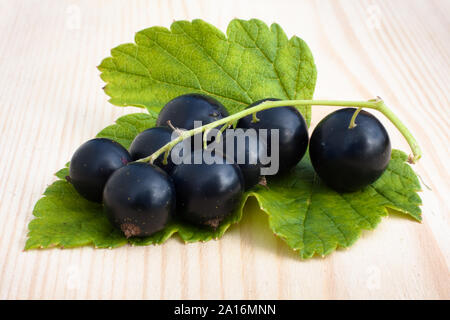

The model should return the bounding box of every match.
[26,19,422,258]
[26,113,248,250]
[248,150,422,259]
[26,179,127,249]
[98,19,317,124]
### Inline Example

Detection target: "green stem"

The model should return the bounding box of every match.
[215,122,231,144]
[203,128,210,150]
[349,107,362,129]
[136,97,421,164]
[376,100,422,163]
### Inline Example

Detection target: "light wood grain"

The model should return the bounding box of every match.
[0,0,449,299]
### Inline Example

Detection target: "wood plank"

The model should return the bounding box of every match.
[0,0,448,299]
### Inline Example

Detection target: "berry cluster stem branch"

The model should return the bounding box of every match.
[252,112,260,123]
[349,107,362,129]
[215,122,230,143]
[135,97,422,165]
[203,128,211,150]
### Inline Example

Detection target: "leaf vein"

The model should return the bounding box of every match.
[176,24,253,103]
[320,207,349,246]
[235,20,291,99]
[337,193,375,228]
[100,65,248,106]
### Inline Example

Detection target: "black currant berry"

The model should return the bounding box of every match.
[156,93,229,130]
[69,138,131,202]
[171,150,244,228]
[221,130,268,190]
[103,162,176,237]
[309,108,391,192]
[237,98,309,174]
[129,126,177,172]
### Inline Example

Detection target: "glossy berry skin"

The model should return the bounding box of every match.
[156,93,229,130]
[171,150,244,228]
[103,162,176,238]
[129,127,176,172]
[69,138,131,202]
[221,130,268,190]
[237,98,309,174]
[309,108,391,193]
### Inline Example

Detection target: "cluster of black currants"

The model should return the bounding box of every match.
[68,94,391,238]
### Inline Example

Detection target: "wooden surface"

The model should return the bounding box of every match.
[0,0,449,300]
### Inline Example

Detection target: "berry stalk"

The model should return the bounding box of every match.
[135,97,422,165]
